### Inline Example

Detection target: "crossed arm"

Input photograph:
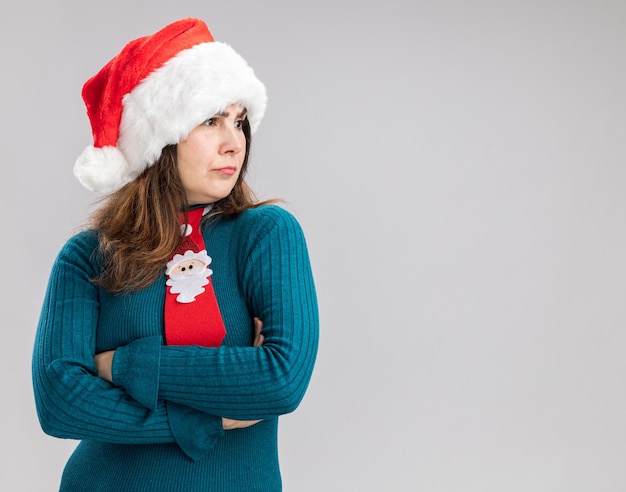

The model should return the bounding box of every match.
[94,318,267,430]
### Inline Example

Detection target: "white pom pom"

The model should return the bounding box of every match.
[73,146,132,193]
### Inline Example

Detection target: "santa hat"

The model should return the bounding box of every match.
[74,18,267,193]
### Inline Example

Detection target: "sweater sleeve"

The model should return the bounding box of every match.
[112,207,319,420]
[32,232,223,460]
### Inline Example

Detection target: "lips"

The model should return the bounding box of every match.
[216,166,237,176]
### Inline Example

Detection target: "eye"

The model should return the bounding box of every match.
[234,118,246,129]
[202,118,215,126]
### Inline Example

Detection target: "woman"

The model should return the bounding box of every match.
[32,18,319,491]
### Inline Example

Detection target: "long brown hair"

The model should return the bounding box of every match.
[89,118,273,293]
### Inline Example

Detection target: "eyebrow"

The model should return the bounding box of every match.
[215,107,248,118]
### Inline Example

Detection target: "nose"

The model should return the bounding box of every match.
[220,126,244,155]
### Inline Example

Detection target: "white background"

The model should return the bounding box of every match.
[2,0,625,490]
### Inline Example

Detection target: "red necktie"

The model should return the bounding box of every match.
[164,206,226,347]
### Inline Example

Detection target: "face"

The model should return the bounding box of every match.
[177,103,247,205]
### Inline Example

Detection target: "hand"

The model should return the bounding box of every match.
[221,417,262,430]
[253,317,265,347]
[94,350,115,382]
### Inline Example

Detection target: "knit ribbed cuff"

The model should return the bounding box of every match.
[112,335,162,410]
[166,401,224,461]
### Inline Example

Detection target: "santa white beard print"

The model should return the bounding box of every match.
[166,249,213,303]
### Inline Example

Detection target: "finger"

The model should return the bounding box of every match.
[253,317,264,346]
[254,333,265,348]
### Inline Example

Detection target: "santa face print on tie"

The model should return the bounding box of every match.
[165,249,213,303]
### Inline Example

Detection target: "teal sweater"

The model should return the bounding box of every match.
[32,205,319,491]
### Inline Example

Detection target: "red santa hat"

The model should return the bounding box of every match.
[74,18,267,193]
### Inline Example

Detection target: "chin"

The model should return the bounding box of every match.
[189,190,230,205]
